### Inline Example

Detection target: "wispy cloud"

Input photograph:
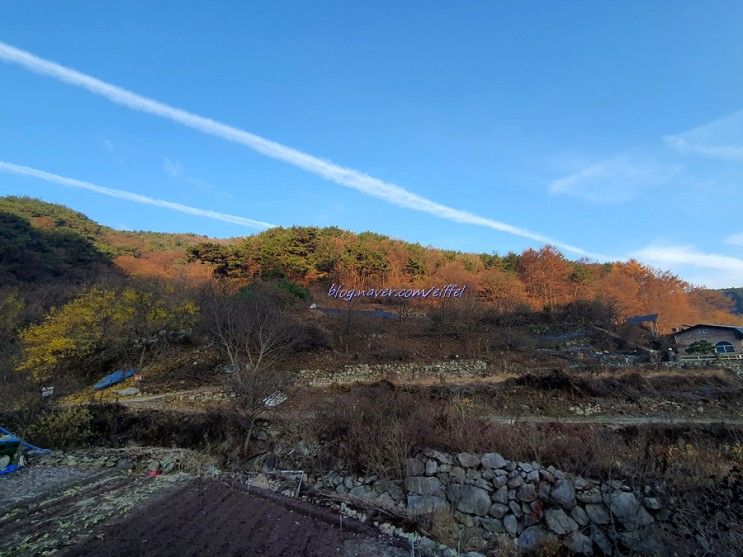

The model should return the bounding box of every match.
[0,160,274,230]
[633,243,743,288]
[664,109,743,162]
[162,158,231,197]
[725,232,743,247]
[0,40,599,259]
[549,156,679,203]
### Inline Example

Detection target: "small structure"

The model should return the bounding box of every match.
[625,314,658,337]
[673,324,743,356]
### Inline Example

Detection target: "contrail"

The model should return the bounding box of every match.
[0,161,274,229]
[0,40,599,258]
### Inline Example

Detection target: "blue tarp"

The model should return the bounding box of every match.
[0,426,50,476]
[92,368,135,390]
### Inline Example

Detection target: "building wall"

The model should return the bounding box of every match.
[674,327,742,353]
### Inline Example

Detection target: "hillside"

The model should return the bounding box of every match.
[1,196,740,332]
[720,287,743,315]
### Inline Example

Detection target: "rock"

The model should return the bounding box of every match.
[608,491,648,526]
[571,505,590,527]
[489,503,509,518]
[517,526,550,552]
[507,475,524,488]
[518,484,537,502]
[545,508,579,535]
[407,495,449,515]
[567,531,594,555]
[374,480,404,502]
[344,476,354,489]
[492,486,509,505]
[577,488,602,504]
[405,476,444,497]
[447,484,492,515]
[643,497,662,511]
[590,524,612,556]
[574,477,591,490]
[508,501,523,517]
[349,485,370,498]
[481,452,509,470]
[0,456,10,469]
[585,504,610,525]
[503,513,519,536]
[537,481,551,501]
[423,448,453,465]
[405,458,425,477]
[635,506,655,527]
[526,470,540,482]
[518,462,534,473]
[551,478,576,509]
[147,460,160,472]
[539,469,556,483]
[458,453,481,468]
[117,387,140,396]
[480,517,505,533]
[119,458,136,471]
[425,459,438,476]
[471,477,492,491]
[492,475,508,488]
[450,467,466,481]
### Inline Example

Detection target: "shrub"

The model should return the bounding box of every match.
[24,405,93,449]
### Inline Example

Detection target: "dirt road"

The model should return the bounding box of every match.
[487,415,743,426]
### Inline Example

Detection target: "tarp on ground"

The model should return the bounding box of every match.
[0,426,50,476]
[92,368,135,390]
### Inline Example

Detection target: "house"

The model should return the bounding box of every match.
[673,324,743,355]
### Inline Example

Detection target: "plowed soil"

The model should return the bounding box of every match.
[64,478,407,557]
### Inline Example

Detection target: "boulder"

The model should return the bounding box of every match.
[503,513,519,536]
[479,517,505,534]
[590,524,613,556]
[517,526,550,552]
[577,488,602,504]
[492,486,509,505]
[405,458,425,477]
[567,531,594,555]
[585,504,610,525]
[425,459,438,476]
[488,503,509,518]
[481,452,509,470]
[407,495,449,516]
[447,484,492,515]
[424,448,453,465]
[608,491,653,527]
[544,508,579,535]
[571,505,590,527]
[518,484,537,502]
[405,476,444,497]
[458,453,481,468]
[550,478,576,509]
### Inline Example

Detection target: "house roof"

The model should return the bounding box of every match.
[674,324,743,338]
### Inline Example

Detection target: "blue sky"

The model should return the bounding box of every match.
[1,2,742,287]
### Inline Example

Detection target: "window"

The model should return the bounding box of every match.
[715,341,735,354]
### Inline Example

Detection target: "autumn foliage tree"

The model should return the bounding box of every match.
[17,282,198,382]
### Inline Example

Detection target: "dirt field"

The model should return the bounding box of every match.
[65,478,407,557]
[0,467,407,557]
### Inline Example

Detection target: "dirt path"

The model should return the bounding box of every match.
[487,415,743,426]
[65,478,407,557]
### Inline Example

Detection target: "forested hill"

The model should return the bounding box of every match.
[720,288,743,315]
[0,196,739,332]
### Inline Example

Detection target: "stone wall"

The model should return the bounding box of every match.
[298,359,489,387]
[315,450,665,555]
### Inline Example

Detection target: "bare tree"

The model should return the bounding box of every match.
[200,284,303,453]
